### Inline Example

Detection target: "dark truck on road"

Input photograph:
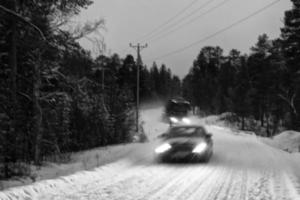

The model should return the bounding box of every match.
[165,98,191,126]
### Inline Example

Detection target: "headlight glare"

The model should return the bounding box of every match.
[155,143,172,154]
[170,117,179,123]
[192,142,208,153]
[182,117,191,124]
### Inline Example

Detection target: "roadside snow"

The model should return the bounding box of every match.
[0,106,165,191]
[140,106,168,140]
[0,143,144,190]
[261,131,300,153]
[0,159,142,200]
[203,112,300,154]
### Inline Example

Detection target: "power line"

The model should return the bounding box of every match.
[143,0,218,42]
[148,0,281,61]
[147,0,231,43]
[137,0,201,42]
[123,0,218,55]
[124,0,221,54]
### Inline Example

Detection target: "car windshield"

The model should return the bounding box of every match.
[168,127,206,137]
[166,100,191,114]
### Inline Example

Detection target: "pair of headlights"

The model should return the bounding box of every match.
[155,142,208,154]
[169,117,191,124]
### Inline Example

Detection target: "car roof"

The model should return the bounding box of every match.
[167,125,208,137]
[170,99,190,104]
[169,125,207,131]
[170,125,204,129]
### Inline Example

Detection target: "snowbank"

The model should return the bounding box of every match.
[0,105,161,191]
[262,130,300,153]
[204,112,300,154]
[0,143,143,190]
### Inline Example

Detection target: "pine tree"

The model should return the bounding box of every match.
[248,34,272,126]
[0,0,138,178]
[280,0,300,128]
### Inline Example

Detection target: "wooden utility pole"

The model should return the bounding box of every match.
[97,57,109,115]
[129,43,147,133]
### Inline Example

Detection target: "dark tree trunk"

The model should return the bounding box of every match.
[5,0,18,178]
[241,115,245,130]
[33,54,43,165]
[272,115,279,137]
[291,112,299,130]
[266,113,270,137]
[260,110,264,127]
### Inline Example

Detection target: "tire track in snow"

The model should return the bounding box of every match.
[248,170,274,200]
[238,169,249,200]
[208,168,235,200]
[134,166,190,200]
[282,172,300,200]
[182,165,229,200]
[63,164,177,200]
[106,165,187,200]
[272,171,293,200]
[255,145,300,200]
[60,162,196,200]
[213,168,238,200]
[218,168,248,200]
[144,164,209,200]
[177,165,227,200]
[151,164,218,200]
[111,164,206,200]
[187,157,250,200]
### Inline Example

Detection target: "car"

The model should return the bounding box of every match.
[165,98,192,126]
[155,125,213,163]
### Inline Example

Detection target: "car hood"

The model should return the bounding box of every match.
[164,137,205,145]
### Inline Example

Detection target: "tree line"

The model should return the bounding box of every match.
[0,0,180,179]
[183,0,300,135]
[117,55,181,102]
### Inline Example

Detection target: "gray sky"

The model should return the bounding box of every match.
[75,0,292,78]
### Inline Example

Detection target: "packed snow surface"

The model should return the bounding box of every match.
[1,106,300,200]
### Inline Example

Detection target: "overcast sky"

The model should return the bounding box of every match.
[75,0,292,78]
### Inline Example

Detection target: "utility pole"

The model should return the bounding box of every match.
[97,56,109,115]
[97,55,108,91]
[130,43,148,133]
[102,68,105,91]
[100,66,110,115]
[101,67,109,91]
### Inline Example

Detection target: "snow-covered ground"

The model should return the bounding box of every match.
[0,142,146,190]
[1,106,300,199]
[261,131,300,153]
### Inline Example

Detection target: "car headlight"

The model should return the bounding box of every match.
[182,117,191,124]
[192,142,208,153]
[155,143,172,154]
[170,117,179,123]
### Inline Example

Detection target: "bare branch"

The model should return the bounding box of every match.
[0,4,46,40]
[278,94,290,104]
[17,91,32,102]
[278,92,298,116]
[85,36,106,55]
[71,19,105,40]
[39,92,69,101]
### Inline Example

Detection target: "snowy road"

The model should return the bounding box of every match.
[1,107,300,200]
